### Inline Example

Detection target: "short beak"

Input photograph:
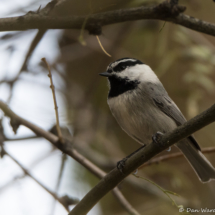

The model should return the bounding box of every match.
[99,71,112,77]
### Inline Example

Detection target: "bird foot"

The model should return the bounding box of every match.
[117,158,127,173]
[166,147,171,152]
[152,131,164,147]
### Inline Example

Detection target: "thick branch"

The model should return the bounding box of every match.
[69,103,215,215]
[0,2,215,37]
[0,101,140,215]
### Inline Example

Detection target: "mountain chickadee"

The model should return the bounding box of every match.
[100,57,215,183]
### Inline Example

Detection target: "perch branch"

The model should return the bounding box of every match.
[68,102,215,215]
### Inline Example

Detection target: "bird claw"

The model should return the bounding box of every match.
[167,147,171,152]
[117,157,127,173]
[152,131,164,146]
[133,169,138,175]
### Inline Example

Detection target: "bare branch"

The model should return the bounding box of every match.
[19,30,46,72]
[4,149,71,212]
[0,1,215,37]
[0,101,140,215]
[68,103,215,215]
[42,58,64,143]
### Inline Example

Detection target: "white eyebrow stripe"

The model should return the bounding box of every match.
[111,59,136,68]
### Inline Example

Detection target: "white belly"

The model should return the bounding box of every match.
[108,92,177,145]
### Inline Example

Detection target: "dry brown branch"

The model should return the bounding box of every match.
[0,101,140,215]
[0,1,215,38]
[42,58,64,143]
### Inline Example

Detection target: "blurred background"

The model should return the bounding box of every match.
[1,0,215,214]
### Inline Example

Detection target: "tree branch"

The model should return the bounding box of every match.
[0,1,214,37]
[42,58,64,143]
[0,100,140,215]
[68,103,215,215]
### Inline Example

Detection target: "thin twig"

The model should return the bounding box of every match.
[112,188,141,215]
[0,175,24,193]
[50,154,67,215]
[41,58,63,143]
[96,36,111,57]
[18,0,70,73]
[0,101,140,215]
[4,149,70,212]
[19,30,46,72]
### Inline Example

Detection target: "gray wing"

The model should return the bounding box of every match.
[151,86,201,151]
[152,95,186,126]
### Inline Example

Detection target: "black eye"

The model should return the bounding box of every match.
[121,65,126,70]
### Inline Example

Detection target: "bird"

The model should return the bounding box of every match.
[99,57,215,183]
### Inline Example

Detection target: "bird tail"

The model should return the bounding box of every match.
[176,139,215,183]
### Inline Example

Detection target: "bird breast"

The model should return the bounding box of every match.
[107,89,177,145]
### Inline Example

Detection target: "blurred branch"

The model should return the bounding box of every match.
[1,1,215,37]
[170,0,178,5]
[0,101,140,215]
[139,146,215,169]
[69,102,215,215]
[19,30,46,72]
[50,154,67,214]
[0,0,69,103]
[3,148,71,212]
[0,150,56,193]
[19,0,70,73]
[5,135,39,141]
[0,175,24,193]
